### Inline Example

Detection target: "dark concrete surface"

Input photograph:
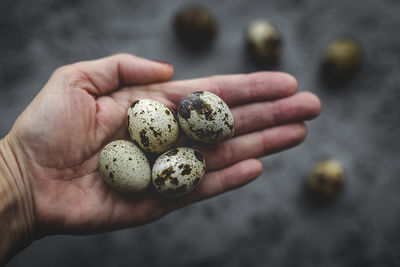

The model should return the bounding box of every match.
[2,0,400,266]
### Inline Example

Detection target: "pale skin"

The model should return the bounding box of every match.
[0,54,321,263]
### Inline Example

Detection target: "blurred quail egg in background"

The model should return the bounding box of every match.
[174,5,217,49]
[152,147,206,198]
[128,99,179,153]
[99,140,151,193]
[321,38,362,82]
[246,19,281,66]
[308,159,344,197]
[178,91,235,143]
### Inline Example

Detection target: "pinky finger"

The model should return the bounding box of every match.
[165,159,263,211]
[195,159,263,199]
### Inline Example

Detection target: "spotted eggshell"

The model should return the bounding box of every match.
[152,147,206,198]
[178,91,235,143]
[99,140,151,193]
[128,99,179,153]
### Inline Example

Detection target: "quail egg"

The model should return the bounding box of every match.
[246,20,281,66]
[321,38,362,82]
[174,5,217,49]
[308,159,344,197]
[178,91,235,143]
[99,140,151,193]
[128,99,179,153]
[152,147,206,198]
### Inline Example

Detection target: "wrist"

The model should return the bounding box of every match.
[0,135,35,264]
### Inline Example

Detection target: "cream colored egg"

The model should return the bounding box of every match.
[178,91,235,143]
[128,99,179,153]
[99,140,151,193]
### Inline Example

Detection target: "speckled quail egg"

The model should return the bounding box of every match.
[152,147,206,198]
[246,20,281,66]
[308,160,344,197]
[128,99,179,153]
[321,38,362,82]
[178,91,235,143]
[174,5,217,49]
[99,140,151,193]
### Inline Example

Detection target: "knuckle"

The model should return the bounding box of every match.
[208,76,224,100]
[247,74,265,97]
[259,131,271,155]
[219,142,236,168]
[50,64,88,90]
[271,100,284,124]
[113,52,132,58]
[52,65,78,79]
[111,53,135,63]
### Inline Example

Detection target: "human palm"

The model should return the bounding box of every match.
[6,54,320,237]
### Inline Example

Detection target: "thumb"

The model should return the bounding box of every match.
[59,53,174,96]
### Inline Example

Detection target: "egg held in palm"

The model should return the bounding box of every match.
[152,147,206,198]
[128,99,179,153]
[98,140,151,193]
[178,91,235,143]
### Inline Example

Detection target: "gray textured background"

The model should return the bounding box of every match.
[2,0,400,266]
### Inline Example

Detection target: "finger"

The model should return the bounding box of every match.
[193,158,263,199]
[201,123,307,171]
[232,92,321,135]
[58,53,174,95]
[165,72,298,107]
[164,159,263,211]
[116,71,298,110]
[101,159,262,229]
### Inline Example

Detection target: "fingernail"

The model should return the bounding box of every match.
[152,60,172,66]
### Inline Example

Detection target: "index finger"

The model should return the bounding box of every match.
[113,72,298,115]
[161,71,298,107]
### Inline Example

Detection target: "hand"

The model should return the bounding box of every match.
[3,54,320,243]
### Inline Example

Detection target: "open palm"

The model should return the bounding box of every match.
[7,54,320,237]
